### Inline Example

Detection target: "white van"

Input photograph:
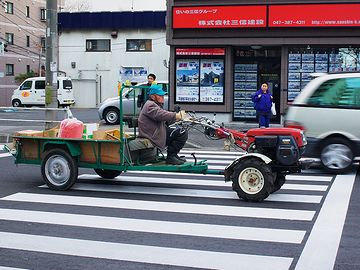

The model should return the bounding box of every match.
[284,72,360,173]
[11,77,75,107]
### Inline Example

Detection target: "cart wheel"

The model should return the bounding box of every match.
[271,173,286,194]
[94,169,121,179]
[41,149,78,191]
[231,158,274,202]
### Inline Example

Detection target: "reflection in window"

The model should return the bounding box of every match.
[20,81,32,90]
[126,39,152,52]
[307,78,360,108]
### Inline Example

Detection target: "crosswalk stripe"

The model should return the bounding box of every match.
[180,149,244,155]
[295,173,356,270]
[181,153,241,160]
[0,153,11,158]
[0,231,293,270]
[0,208,305,244]
[286,175,333,182]
[0,267,28,270]
[123,170,333,182]
[59,182,323,204]
[2,193,315,221]
[78,174,328,192]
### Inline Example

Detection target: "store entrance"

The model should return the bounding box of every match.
[233,47,281,124]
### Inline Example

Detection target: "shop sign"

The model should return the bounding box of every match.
[176,48,225,56]
[269,4,360,27]
[173,5,267,29]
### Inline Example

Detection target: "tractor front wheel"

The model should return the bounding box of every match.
[231,158,274,202]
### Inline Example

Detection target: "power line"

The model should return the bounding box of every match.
[0,0,46,29]
[0,13,44,45]
[0,37,44,57]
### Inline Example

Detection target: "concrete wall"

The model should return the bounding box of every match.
[59,29,169,107]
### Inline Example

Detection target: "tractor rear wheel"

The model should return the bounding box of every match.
[231,158,274,202]
[272,173,286,193]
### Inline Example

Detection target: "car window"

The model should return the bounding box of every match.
[306,78,360,108]
[20,81,32,90]
[34,80,45,89]
[63,80,72,89]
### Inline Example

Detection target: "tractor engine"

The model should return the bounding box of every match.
[254,136,300,165]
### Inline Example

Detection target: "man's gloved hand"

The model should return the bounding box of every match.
[176,110,187,121]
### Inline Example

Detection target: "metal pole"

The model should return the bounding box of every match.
[45,0,58,129]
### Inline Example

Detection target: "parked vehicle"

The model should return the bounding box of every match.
[11,77,75,107]
[98,81,168,125]
[285,72,360,173]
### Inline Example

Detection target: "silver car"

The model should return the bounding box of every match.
[285,72,360,173]
[98,81,169,125]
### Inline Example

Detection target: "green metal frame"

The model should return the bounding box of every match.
[9,83,222,175]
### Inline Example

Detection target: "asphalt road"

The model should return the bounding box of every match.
[0,107,359,269]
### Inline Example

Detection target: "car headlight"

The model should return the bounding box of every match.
[300,130,307,146]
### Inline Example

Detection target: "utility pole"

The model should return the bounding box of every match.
[45,0,58,129]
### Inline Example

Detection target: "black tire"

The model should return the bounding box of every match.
[272,173,286,194]
[231,158,274,202]
[12,99,22,107]
[104,107,120,125]
[320,137,354,174]
[94,169,121,179]
[41,149,78,190]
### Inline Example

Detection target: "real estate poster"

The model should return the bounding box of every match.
[199,59,224,103]
[176,59,200,102]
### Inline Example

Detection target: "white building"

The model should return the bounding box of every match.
[58,11,168,108]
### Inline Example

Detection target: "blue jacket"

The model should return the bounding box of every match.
[252,89,272,113]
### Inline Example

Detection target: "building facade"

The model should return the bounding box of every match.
[0,0,49,106]
[58,11,169,108]
[166,0,360,123]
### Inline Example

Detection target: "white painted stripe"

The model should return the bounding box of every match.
[79,174,229,187]
[295,173,356,270]
[64,182,323,204]
[208,165,226,170]
[125,170,331,182]
[181,153,241,160]
[181,149,244,155]
[286,175,333,182]
[2,193,315,221]
[0,209,305,244]
[0,144,4,150]
[281,183,328,192]
[124,170,224,178]
[0,153,11,158]
[0,267,28,270]
[79,174,328,192]
[0,232,293,270]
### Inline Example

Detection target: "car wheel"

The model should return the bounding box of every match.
[104,107,120,125]
[320,137,354,173]
[12,99,22,107]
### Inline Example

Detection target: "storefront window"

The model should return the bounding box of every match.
[175,48,225,104]
[288,47,360,102]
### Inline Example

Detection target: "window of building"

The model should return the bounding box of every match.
[287,47,360,102]
[6,64,14,76]
[40,8,46,21]
[126,39,152,52]
[86,39,111,52]
[40,36,45,50]
[5,33,14,45]
[307,78,360,108]
[5,2,13,14]
[26,35,30,47]
[26,6,30,17]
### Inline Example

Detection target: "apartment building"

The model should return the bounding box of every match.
[0,0,48,106]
